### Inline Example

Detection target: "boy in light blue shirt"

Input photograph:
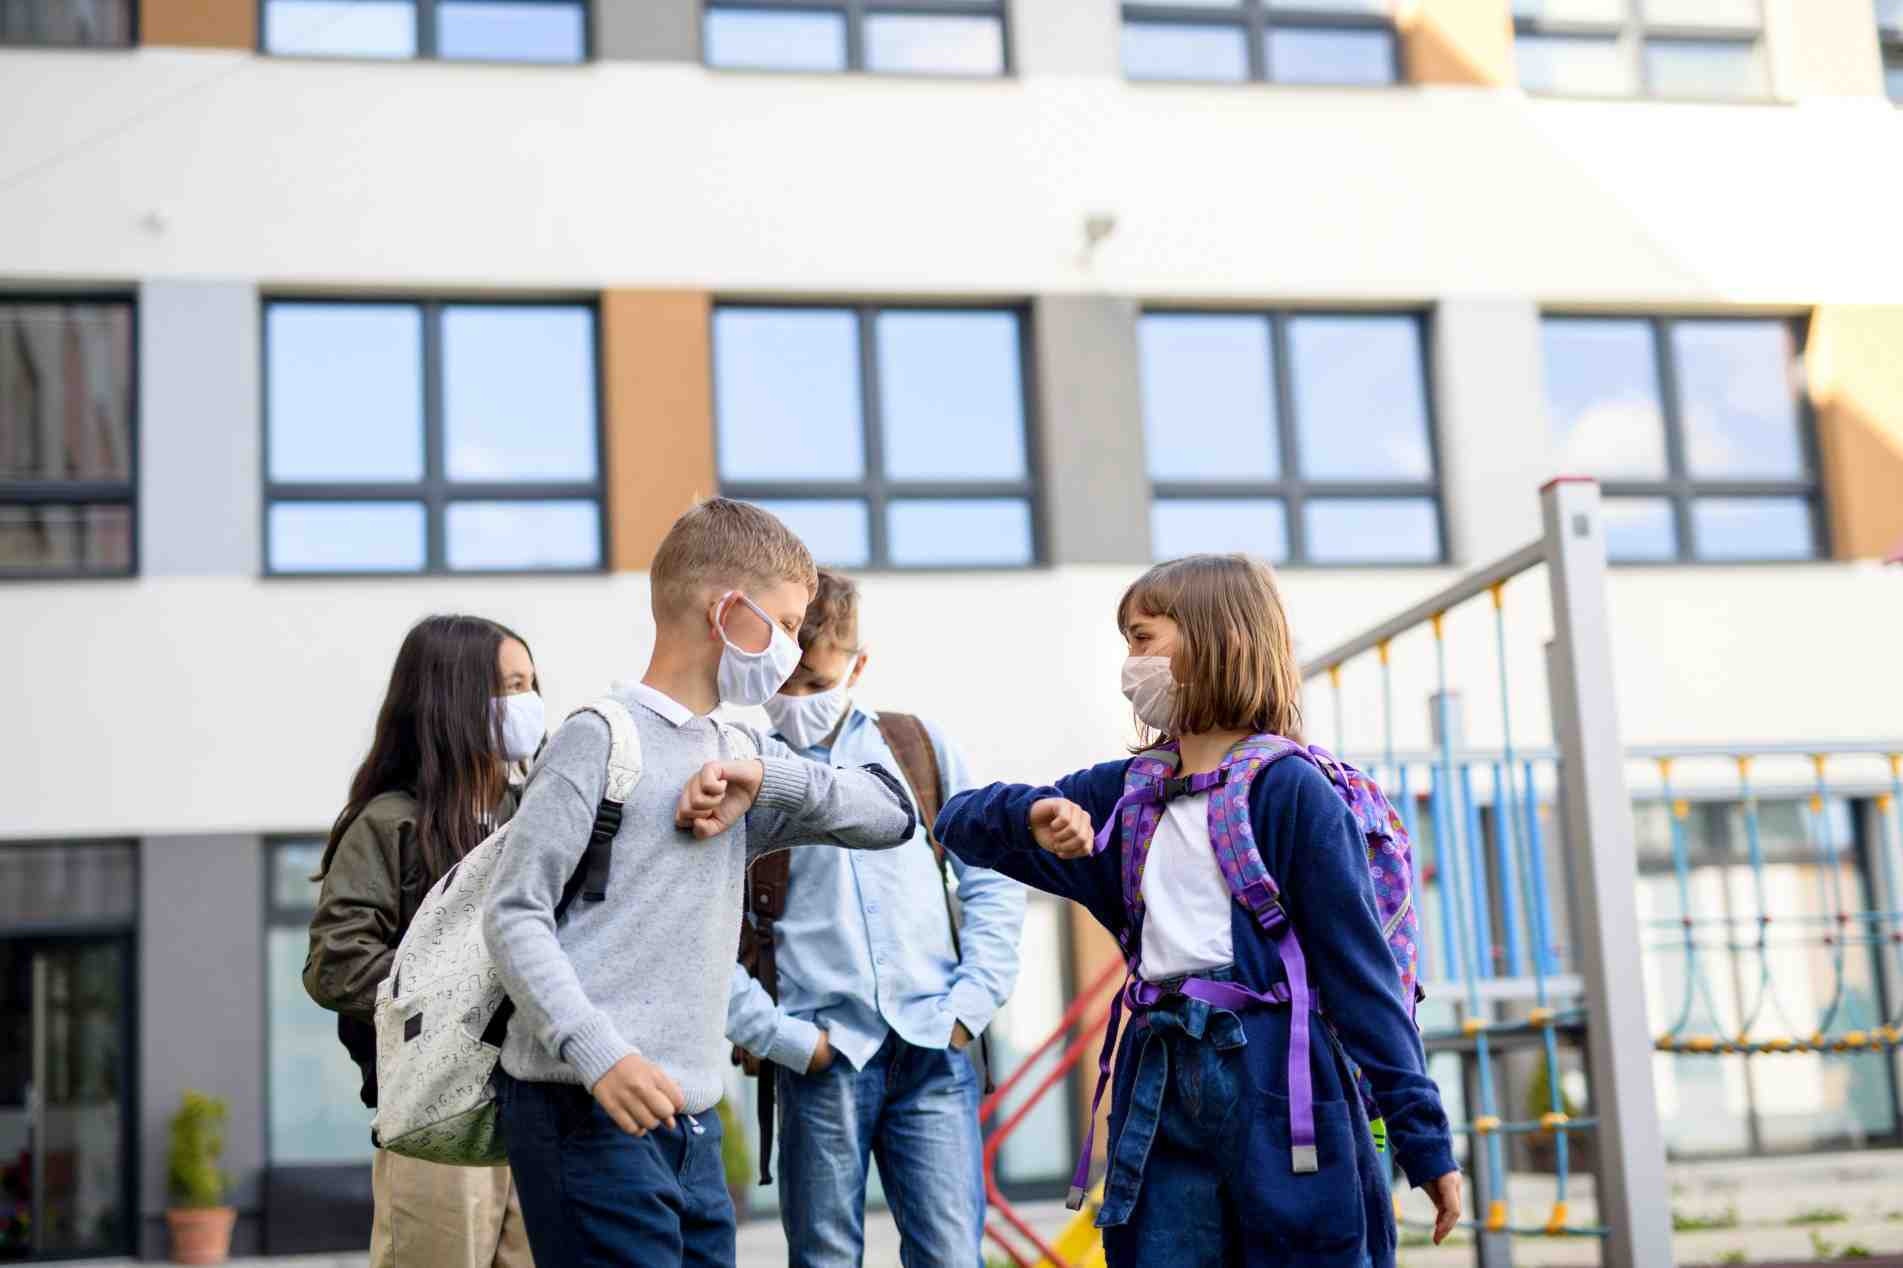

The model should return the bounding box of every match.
[728,569,1025,1267]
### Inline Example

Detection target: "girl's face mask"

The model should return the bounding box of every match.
[494,690,546,763]
[1121,655,1178,733]
[714,591,803,709]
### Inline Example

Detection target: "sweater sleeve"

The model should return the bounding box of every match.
[933,759,1132,941]
[303,810,403,1020]
[1263,762,1458,1189]
[742,729,917,856]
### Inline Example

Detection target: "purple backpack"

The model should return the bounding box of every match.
[1067,735,1421,1208]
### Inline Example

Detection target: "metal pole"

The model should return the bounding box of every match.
[1539,478,1673,1268]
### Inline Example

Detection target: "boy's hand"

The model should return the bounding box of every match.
[806,1029,835,1075]
[591,1052,685,1137]
[1029,798,1094,859]
[1427,1170,1463,1244]
[676,759,766,839]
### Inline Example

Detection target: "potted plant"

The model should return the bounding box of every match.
[166,1091,234,1265]
[715,1097,754,1224]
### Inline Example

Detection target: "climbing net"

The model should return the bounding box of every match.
[1314,575,1605,1244]
[1648,750,1903,1058]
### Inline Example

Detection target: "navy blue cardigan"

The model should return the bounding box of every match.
[935,756,1458,1196]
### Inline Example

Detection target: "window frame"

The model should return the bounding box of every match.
[0,0,138,48]
[1513,0,1769,101]
[1881,3,1903,103]
[257,0,593,63]
[0,292,140,582]
[1120,0,1402,86]
[260,295,609,578]
[1543,312,1826,565]
[1140,307,1448,568]
[701,0,1014,76]
[712,299,1045,572]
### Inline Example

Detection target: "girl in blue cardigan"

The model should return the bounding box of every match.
[935,554,1462,1268]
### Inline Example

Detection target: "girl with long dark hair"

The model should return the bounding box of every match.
[304,614,543,1268]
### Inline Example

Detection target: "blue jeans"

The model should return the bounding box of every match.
[495,1071,736,1267]
[1098,985,1382,1268]
[775,1032,986,1268]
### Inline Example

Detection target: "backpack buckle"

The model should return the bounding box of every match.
[1161,775,1194,801]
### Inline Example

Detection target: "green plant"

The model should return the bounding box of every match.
[1809,1231,1837,1260]
[1838,1245,1872,1261]
[166,1091,227,1209]
[1674,1206,1739,1232]
[1715,1251,1747,1266]
[714,1098,752,1196]
[1790,1207,1850,1227]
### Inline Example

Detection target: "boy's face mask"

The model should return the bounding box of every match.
[714,592,803,709]
[1121,655,1178,733]
[764,681,850,751]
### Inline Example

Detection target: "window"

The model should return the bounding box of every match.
[1513,0,1768,100]
[262,0,587,62]
[265,840,373,1165]
[264,300,604,575]
[1122,0,1399,86]
[704,0,1008,75]
[0,299,136,579]
[0,0,133,46]
[1138,311,1442,564]
[1881,0,1903,101]
[714,305,1037,569]
[1540,315,1820,562]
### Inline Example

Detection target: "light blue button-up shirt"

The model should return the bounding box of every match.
[726,705,1026,1073]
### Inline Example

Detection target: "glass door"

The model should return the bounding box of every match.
[0,937,132,1261]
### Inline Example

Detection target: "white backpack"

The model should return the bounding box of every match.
[370,697,645,1165]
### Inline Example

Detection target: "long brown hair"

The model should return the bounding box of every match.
[317,614,537,884]
[1116,554,1304,744]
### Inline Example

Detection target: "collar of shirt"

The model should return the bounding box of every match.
[623,681,696,728]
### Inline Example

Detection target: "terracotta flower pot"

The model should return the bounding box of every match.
[166,1206,236,1265]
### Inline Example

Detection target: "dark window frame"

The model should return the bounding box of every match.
[701,0,1014,76]
[1882,3,1903,103]
[0,0,138,48]
[1542,312,1826,565]
[1513,0,1769,101]
[0,293,139,582]
[260,296,609,578]
[1121,0,1402,86]
[1141,307,1448,568]
[257,0,592,63]
[712,299,1046,572]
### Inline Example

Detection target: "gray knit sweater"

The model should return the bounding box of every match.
[484,686,915,1113]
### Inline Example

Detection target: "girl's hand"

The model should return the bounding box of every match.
[1427,1170,1463,1244]
[1029,798,1094,859]
[675,759,766,839]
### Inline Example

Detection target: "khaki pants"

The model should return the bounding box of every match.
[370,1150,534,1268]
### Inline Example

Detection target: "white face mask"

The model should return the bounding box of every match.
[1121,655,1178,733]
[494,690,545,763]
[764,681,850,751]
[714,592,803,709]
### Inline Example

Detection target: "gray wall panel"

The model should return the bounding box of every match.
[139,835,266,1224]
[139,281,260,576]
[1032,295,1151,565]
[595,0,700,62]
[1012,0,1122,76]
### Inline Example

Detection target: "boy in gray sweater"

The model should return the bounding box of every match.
[484,499,916,1267]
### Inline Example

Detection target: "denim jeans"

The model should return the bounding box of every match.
[1097,980,1382,1268]
[775,1032,986,1268]
[495,1071,737,1267]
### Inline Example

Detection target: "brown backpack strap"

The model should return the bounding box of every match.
[734,848,791,1185]
[874,712,944,855]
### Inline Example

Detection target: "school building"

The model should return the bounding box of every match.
[2,0,1901,1260]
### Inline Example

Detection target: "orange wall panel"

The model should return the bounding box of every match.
[140,0,256,49]
[1807,306,1903,560]
[600,290,718,573]
[1401,0,1515,86]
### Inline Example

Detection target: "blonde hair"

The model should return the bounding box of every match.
[1115,554,1304,743]
[649,498,818,620]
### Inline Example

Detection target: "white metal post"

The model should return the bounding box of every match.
[1539,478,1673,1268]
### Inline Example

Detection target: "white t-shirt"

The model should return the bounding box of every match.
[1138,792,1236,979]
